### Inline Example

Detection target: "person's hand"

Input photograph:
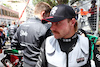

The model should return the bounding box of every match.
[0,27,3,32]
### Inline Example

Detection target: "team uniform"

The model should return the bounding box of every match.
[11,17,51,67]
[36,34,91,67]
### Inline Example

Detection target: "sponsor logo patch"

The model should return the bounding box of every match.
[77,57,84,63]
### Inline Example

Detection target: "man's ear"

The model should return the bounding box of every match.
[71,18,76,26]
[41,11,45,18]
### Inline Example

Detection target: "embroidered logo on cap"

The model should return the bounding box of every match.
[50,6,58,16]
[77,57,84,63]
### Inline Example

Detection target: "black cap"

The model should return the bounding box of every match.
[42,4,76,22]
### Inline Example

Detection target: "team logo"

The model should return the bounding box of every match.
[50,6,58,16]
[20,30,28,36]
[96,54,100,61]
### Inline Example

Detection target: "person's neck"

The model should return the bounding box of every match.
[34,15,42,20]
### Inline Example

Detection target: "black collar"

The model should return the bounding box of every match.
[59,33,78,42]
[58,33,78,53]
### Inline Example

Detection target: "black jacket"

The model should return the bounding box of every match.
[94,44,100,67]
[11,17,52,66]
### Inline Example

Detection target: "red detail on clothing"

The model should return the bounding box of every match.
[0,32,1,36]
[10,55,19,65]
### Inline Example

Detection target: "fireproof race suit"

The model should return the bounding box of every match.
[36,34,91,67]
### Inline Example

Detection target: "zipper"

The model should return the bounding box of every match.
[66,52,68,67]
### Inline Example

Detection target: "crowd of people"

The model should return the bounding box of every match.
[0,21,18,49]
[0,1,100,67]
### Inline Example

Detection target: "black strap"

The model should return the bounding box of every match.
[35,40,47,67]
[81,39,91,67]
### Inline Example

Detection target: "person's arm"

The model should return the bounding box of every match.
[11,27,23,50]
[93,43,100,67]
[35,40,47,67]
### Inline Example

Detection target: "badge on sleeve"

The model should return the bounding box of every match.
[77,57,84,63]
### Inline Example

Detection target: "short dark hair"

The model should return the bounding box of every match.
[34,2,51,15]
